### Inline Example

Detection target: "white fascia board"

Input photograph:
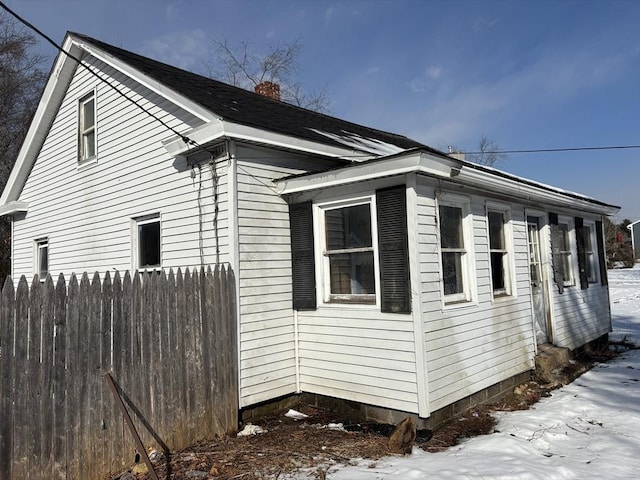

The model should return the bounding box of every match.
[73,37,216,123]
[0,202,29,217]
[455,167,619,216]
[276,151,456,194]
[0,37,81,208]
[162,120,373,159]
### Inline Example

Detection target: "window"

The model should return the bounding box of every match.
[438,199,472,304]
[35,238,48,280]
[549,213,575,293]
[319,199,377,304]
[576,217,599,288]
[135,214,161,269]
[79,92,96,161]
[488,209,512,296]
[583,223,597,283]
[557,222,574,286]
[289,186,410,313]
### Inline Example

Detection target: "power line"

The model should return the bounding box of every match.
[463,145,640,155]
[0,0,197,147]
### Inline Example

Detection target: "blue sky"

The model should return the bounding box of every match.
[6,0,640,221]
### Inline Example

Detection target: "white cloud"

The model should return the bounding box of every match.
[140,29,209,71]
[408,66,442,92]
[405,44,635,147]
[325,6,336,23]
[426,66,442,80]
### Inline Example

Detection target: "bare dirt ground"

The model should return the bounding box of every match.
[113,346,622,480]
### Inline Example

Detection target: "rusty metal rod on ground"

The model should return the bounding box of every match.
[103,372,160,480]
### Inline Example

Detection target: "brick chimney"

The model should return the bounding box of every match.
[254,81,281,101]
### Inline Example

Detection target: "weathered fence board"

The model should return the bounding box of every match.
[0,265,238,480]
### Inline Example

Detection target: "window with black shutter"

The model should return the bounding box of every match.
[288,186,410,313]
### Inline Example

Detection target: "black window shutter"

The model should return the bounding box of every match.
[376,186,411,314]
[289,201,316,310]
[595,220,608,286]
[548,212,564,294]
[574,217,589,289]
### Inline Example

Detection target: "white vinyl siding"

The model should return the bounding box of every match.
[236,152,308,407]
[295,178,420,415]
[11,54,225,280]
[547,216,611,350]
[417,180,535,413]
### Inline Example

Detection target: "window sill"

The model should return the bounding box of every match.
[77,156,98,171]
[442,298,476,310]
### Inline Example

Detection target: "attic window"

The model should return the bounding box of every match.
[78,92,96,162]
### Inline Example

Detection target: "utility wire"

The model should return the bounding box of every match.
[0,0,197,147]
[2,2,637,160]
[463,145,640,155]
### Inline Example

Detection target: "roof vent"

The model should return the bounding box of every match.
[255,81,281,101]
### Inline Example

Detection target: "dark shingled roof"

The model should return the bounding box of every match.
[70,32,435,155]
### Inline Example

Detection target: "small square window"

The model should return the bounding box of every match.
[79,92,96,161]
[135,215,161,269]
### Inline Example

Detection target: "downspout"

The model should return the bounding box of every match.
[227,139,242,409]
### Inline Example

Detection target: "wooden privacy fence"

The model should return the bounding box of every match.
[0,265,238,480]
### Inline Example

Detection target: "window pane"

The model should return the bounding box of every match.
[84,130,95,158]
[83,98,95,128]
[584,226,593,251]
[325,204,372,250]
[559,224,570,251]
[139,221,160,267]
[488,211,504,250]
[561,253,572,282]
[39,244,48,278]
[439,205,463,248]
[328,252,375,295]
[442,251,463,295]
[491,252,505,291]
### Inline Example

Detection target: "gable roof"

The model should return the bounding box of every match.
[70,33,433,157]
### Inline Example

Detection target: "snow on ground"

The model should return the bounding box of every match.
[327,266,640,479]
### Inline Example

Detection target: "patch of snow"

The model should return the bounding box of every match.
[285,409,309,419]
[321,265,640,479]
[308,129,406,157]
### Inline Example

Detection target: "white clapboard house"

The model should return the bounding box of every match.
[0,33,619,421]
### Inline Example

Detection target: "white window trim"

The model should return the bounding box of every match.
[132,213,162,271]
[558,216,576,287]
[436,193,475,307]
[313,194,380,308]
[583,220,599,284]
[78,89,97,165]
[486,202,515,300]
[34,237,49,282]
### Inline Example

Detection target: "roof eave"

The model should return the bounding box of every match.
[276,151,620,216]
[162,121,380,160]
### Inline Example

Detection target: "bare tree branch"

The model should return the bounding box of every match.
[205,35,330,112]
